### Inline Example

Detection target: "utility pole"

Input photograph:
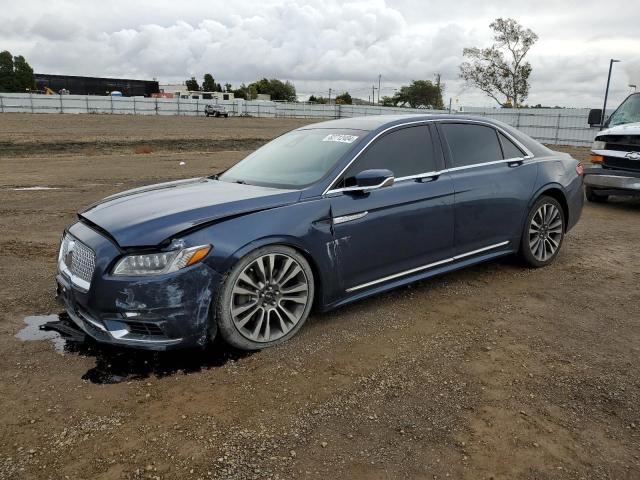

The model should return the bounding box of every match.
[378,74,381,104]
[372,85,377,106]
[328,88,332,105]
[602,59,620,127]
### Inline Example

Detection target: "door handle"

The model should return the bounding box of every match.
[416,173,440,182]
[507,159,524,167]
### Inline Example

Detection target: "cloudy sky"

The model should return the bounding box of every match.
[1,0,639,107]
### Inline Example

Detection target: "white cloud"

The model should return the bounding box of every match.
[0,0,639,107]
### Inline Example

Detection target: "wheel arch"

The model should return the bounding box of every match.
[529,184,569,231]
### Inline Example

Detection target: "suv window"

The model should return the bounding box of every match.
[498,132,525,159]
[441,123,502,168]
[341,125,436,185]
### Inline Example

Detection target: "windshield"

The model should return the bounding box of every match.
[607,93,640,127]
[219,129,364,189]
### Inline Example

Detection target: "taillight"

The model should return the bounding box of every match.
[576,162,584,176]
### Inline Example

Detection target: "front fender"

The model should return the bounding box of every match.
[183,200,342,308]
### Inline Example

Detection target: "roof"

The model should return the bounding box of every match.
[298,113,552,157]
[297,113,511,132]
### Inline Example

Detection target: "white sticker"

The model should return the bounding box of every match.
[322,134,359,144]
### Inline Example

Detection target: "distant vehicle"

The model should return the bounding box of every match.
[585,93,640,202]
[42,87,68,95]
[110,91,123,97]
[56,115,583,351]
[205,104,229,117]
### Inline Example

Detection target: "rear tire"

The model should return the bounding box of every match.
[520,196,565,268]
[585,186,609,203]
[215,245,315,350]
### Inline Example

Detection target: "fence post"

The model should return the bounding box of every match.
[155,97,158,115]
[60,94,64,114]
[29,92,34,113]
[196,99,199,116]
[0,94,4,113]
[133,96,136,115]
[554,113,561,145]
[177,96,180,116]
[516,110,521,129]
[85,95,89,113]
[110,95,113,114]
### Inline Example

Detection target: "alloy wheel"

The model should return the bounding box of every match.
[528,203,563,262]
[230,253,310,343]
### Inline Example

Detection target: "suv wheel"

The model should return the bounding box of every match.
[520,196,565,268]
[215,245,314,350]
[585,186,609,203]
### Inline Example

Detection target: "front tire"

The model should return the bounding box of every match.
[520,196,565,268]
[215,245,315,350]
[585,186,609,203]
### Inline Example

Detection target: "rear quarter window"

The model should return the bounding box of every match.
[498,131,525,159]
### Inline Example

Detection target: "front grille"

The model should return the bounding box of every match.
[603,156,640,172]
[59,234,96,288]
[605,142,640,153]
[125,321,164,337]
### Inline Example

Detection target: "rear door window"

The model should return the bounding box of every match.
[341,125,436,185]
[440,123,503,168]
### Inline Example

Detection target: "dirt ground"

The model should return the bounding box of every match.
[0,113,638,480]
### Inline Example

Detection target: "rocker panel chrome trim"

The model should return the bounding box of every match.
[345,241,510,292]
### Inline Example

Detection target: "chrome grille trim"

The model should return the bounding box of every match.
[58,234,96,291]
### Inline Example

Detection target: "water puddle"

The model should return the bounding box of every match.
[16,313,253,384]
[16,315,68,353]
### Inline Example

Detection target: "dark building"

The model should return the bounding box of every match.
[34,74,159,97]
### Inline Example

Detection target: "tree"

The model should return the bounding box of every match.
[308,95,328,104]
[13,55,34,91]
[231,83,257,100]
[335,92,352,105]
[249,78,297,102]
[0,51,14,92]
[202,73,217,92]
[224,83,232,93]
[392,80,444,109]
[185,76,200,91]
[380,95,395,107]
[459,18,538,108]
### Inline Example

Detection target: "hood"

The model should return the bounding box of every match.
[599,122,640,137]
[80,177,300,247]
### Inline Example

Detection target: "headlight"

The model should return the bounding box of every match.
[591,140,606,150]
[112,244,211,276]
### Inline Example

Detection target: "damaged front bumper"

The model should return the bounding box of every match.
[56,221,222,351]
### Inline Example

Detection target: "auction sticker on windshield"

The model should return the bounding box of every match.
[322,134,359,143]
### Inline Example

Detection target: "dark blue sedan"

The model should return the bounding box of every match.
[56,115,584,351]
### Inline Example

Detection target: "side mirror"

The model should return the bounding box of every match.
[349,169,394,192]
[588,108,603,127]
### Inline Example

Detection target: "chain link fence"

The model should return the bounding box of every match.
[0,93,604,146]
